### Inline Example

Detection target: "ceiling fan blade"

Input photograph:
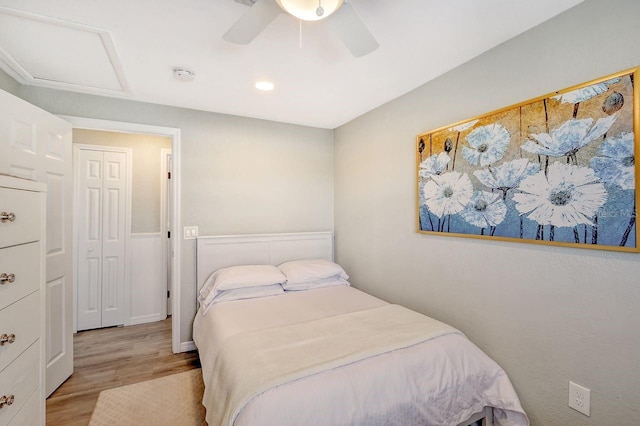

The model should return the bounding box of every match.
[329,2,379,57]
[223,0,282,45]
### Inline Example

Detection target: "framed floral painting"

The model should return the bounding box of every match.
[416,67,639,252]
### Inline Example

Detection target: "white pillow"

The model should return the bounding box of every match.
[201,284,284,314]
[278,259,349,285]
[283,276,350,291]
[199,265,286,311]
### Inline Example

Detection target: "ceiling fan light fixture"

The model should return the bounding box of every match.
[275,0,344,21]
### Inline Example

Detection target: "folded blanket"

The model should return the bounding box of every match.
[203,304,460,426]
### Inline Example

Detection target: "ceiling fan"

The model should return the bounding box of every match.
[224,0,379,57]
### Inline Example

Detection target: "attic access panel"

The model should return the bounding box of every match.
[0,7,129,95]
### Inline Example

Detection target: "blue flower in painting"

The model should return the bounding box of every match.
[513,162,607,227]
[462,123,510,166]
[590,131,635,190]
[419,152,450,179]
[423,171,473,218]
[552,78,620,104]
[474,159,540,199]
[521,115,617,161]
[460,191,507,228]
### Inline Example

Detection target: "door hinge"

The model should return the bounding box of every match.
[168,172,171,179]
[168,231,171,238]
[167,290,170,298]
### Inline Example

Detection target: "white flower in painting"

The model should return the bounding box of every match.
[423,171,473,218]
[521,115,617,160]
[460,191,508,228]
[419,152,450,179]
[448,119,479,133]
[474,159,540,198]
[552,78,620,104]
[590,131,635,190]
[513,162,608,227]
[462,123,510,166]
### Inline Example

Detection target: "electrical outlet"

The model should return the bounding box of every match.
[183,226,198,240]
[569,381,591,416]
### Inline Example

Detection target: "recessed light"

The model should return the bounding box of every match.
[255,81,275,91]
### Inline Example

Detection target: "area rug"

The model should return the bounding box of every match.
[89,369,206,425]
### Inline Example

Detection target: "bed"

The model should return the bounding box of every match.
[193,232,529,426]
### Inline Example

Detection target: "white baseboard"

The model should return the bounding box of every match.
[180,341,197,353]
[129,313,164,326]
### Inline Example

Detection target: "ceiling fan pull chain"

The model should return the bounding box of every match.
[317,0,324,17]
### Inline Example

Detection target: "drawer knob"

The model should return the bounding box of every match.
[0,212,15,223]
[0,394,15,408]
[0,333,15,345]
[0,273,15,284]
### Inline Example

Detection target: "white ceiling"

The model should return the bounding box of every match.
[0,0,583,129]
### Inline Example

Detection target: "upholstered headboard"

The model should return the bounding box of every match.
[195,232,334,292]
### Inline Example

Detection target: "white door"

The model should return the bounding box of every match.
[76,149,103,330]
[100,151,127,327]
[76,147,128,331]
[0,89,74,396]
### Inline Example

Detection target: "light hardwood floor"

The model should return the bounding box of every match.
[46,318,200,426]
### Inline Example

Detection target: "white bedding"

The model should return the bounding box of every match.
[193,286,529,426]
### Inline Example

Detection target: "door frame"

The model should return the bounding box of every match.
[61,116,183,354]
[73,143,132,329]
[160,148,171,318]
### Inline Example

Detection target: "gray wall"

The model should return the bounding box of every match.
[334,0,640,425]
[73,129,172,234]
[16,86,334,343]
[0,68,18,96]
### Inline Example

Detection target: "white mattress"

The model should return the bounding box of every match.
[193,285,529,426]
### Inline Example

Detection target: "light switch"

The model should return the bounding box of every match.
[184,226,198,240]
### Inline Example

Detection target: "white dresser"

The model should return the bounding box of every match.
[0,175,46,426]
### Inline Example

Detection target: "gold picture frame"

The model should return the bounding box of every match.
[416,67,639,252]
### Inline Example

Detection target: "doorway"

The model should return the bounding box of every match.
[62,116,182,353]
[74,131,172,330]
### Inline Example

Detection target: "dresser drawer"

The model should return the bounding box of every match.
[0,187,41,249]
[0,242,40,311]
[7,386,40,426]
[0,292,40,374]
[0,342,40,426]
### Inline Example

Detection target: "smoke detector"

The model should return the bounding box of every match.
[173,67,195,81]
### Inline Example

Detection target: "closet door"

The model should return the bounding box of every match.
[76,148,127,331]
[100,151,127,327]
[77,149,104,331]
